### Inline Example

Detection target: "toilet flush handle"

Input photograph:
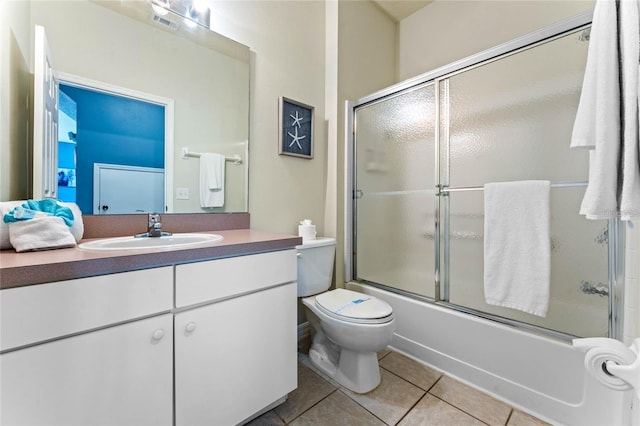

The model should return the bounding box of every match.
[297,253,303,258]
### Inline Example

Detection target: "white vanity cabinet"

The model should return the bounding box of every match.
[174,250,298,426]
[0,267,174,426]
[0,245,299,426]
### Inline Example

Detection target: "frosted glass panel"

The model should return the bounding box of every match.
[350,24,615,338]
[356,193,436,299]
[446,30,590,187]
[446,187,609,337]
[354,84,436,299]
[356,84,436,193]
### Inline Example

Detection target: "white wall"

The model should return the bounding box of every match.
[208,1,328,236]
[399,0,595,81]
[334,1,397,286]
[0,0,31,201]
[625,223,640,343]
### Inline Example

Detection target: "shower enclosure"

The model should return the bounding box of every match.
[346,13,624,340]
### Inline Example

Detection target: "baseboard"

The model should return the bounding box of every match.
[297,322,311,353]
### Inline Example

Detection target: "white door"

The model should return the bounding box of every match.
[175,284,297,426]
[93,163,165,214]
[33,25,58,199]
[0,314,173,426]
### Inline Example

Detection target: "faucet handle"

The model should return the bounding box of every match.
[148,213,163,237]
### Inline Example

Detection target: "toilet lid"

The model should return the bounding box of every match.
[315,289,393,323]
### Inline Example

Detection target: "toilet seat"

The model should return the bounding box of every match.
[315,289,393,324]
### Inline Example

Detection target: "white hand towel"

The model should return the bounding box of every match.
[199,153,225,208]
[1,201,83,249]
[483,180,551,317]
[8,216,77,252]
[0,200,26,249]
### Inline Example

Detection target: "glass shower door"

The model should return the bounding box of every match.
[353,83,436,299]
[442,28,611,337]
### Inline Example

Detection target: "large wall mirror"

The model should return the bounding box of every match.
[30,0,249,214]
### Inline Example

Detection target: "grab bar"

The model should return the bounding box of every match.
[580,280,609,297]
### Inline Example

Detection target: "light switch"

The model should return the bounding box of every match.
[176,187,189,200]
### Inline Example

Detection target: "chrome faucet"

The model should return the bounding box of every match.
[135,213,171,238]
[148,213,163,237]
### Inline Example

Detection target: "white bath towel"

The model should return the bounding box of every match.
[483,181,551,317]
[8,216,77,252]
[199,153,225,208]
[571,0,640,220]
[618,0,640,220]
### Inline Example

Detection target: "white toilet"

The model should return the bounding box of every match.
[297,237,395,393]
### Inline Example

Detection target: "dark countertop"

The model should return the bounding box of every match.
[0,229,301,290]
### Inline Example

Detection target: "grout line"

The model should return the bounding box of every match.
[379,363,443,394]
[504,408,515,426]
[393,392,428,426]
[284,388,339,425]
[426,391,493,426]
[290,352,528,426]
[336,388,391,426]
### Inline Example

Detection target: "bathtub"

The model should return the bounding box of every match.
[347,282,636,426]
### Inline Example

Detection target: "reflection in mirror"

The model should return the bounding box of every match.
[57,82,169,215]
[30,0,250,214]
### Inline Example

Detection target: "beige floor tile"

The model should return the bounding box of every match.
[342,368,425,425]
[430,376,512,426]
[290,391,386,426]
[379,351,442,391]
[274,363,336,423]
[244,409,285,426]
[398,393,486,426]
[507,410,551,426]
[378,347,392,360]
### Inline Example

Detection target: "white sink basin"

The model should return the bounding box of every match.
[78,233,223,251]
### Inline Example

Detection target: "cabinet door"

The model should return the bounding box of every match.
[0,314,173,426]
[175,283,297,426]
[1,266,173,352]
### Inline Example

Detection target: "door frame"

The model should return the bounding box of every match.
[57,72,175,213]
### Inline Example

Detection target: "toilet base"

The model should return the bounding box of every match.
[309,339,381,394]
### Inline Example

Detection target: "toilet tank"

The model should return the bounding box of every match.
[296,237,336,297]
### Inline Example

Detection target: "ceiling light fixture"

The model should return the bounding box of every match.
[150,0,170,16]
[149,0,211,30]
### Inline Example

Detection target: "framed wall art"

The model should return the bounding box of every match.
[279,97,314,159]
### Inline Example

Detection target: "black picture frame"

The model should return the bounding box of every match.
[279,97,314,159]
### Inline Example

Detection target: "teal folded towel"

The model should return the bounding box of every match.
[3,199,75,227]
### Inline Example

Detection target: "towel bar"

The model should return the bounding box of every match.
[181,147,242,164]
[442,181,587,193]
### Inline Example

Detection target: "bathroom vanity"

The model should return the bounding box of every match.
[0,229,299,426]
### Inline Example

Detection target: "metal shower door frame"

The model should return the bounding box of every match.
[345,10,625,341]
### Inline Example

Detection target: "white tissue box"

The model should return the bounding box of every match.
[298,225,316,242]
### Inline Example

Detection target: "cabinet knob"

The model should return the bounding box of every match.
[151,328,165,341]
[185,322,197,333]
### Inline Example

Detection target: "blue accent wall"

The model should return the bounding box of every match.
[59,84,165,213]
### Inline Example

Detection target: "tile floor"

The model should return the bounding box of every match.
[247,349,550,426]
